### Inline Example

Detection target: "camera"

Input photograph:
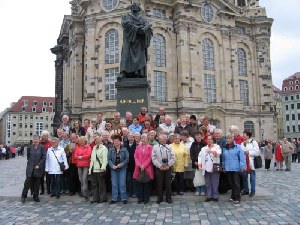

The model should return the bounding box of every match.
[162,158,168,164]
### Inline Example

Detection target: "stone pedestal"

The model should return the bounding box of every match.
[115,78,149,117]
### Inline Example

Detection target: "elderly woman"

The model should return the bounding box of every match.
[21,135,46,202]
[89,134,108,203]
[170,134,189,195]
[198,135,221,202]
[71,120,86,137]
[241,130,260,197]
[133,134,154,204]
[45,138,69,199]
[134,132,141,145]
[222,133,245,204]
[108,134,129,204]
[75,136,92,201]
[86,118,99,144]
[60,115,71,133]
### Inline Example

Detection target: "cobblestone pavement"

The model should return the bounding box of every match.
[0,156,299,225]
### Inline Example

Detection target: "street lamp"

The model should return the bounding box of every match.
[261,128,264,142]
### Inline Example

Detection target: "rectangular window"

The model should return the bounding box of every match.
[285,96,288,101]
[298,114,300,120]
[292,114,295,120]
[286,115,289,121]
[19,123,22,128]
[42,108,46,112]
[105,68,118,100]
[291,104,295,109]
[43,101,47,106]
[49,102,53,107]
[298,125,300,132]
[293,126,296,132]
[30,123,33,128]
[19,115,22,121]
[19,131,22,137]
[153,71,167,101]
[153,8,166,18]
[236,26,246,35]
[33,101,38,106]
[25,115,28,120]
[204,74,216,103]
[296,94,299,99]
[32,107,36,112]
[30,115,33,120]
[23,100,28,107]
[291,96,294,100]
[35,122,43,136]
[24,123,28,128]
[285,105,288,111]
[287,126,290,133]
[297,103,300,109]
[239,80,249,105]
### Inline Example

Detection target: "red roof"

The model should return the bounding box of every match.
[283,72,300,81]
[9,96,55,113]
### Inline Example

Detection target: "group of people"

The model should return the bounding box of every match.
[0,144,19,160]
[20,107,298,205]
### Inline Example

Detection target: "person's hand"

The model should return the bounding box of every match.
[78,156,82,160]
[164,166,170,170]
[140,165,144,170]
[116,164,122,169]
[195,162,198,166]
[35,165,39,169]
[159,166,164,171]
[113,165,117,170]
[198,164,202,170]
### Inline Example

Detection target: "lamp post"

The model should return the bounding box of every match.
[261,128,264,142]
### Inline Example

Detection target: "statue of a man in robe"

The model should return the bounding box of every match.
[119,3,153,78]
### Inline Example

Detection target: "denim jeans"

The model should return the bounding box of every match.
[78,167,89,197]
[243,170,256,193]
[111,168,127,201]
[50,174,62,197]
[195,185,206,194]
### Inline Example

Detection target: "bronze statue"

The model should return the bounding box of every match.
[119,3,153,78]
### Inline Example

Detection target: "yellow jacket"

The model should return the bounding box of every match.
[170,143,189,172]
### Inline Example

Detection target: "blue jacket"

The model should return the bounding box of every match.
[222,143,246,172]
[108,146,129,170]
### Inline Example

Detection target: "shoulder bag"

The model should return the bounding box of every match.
[52,150,65,171]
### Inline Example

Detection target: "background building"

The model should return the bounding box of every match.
[273,86,284,139]
[1,96,55,145]
[52,0,276,140]
[281,72,300,140]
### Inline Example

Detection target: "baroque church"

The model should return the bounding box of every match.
[51,0,277,140]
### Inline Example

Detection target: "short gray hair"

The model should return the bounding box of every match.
[214,129,223,135]
[41,130,49,136]
[230,125,239,131]
[225,133,234,139]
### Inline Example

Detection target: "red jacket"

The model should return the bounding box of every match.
[138,113,146,124]
[234,135,244,145]
[40,139,52,151]
[75,144,92,167]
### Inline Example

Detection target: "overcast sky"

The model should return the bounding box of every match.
[0,0,299,112]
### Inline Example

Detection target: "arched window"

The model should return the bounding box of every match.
[105,29,119,64]
[237,48,247,76]
[244,121,255,136]
[289,86,293,91]
[201,4,214,23]
[153,34,166,67]
[284,87,287,91]
[102,0,118,11]
[202,38,214,71]
[295,80,299,84]
[295,85,299,90]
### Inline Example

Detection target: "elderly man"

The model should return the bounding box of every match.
[60,115,71,133]
[202,116,216,134]
[154,107,166,128]
[152,134,175,204]
[159,115,176,137]
[281,138,294,171]
[125,111,133,127]
[230,125,244,145]
[96,112,106,132]
[111,112,122,135]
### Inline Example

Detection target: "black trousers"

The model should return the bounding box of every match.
[174,172,185,194]
[265,159,271,169]
[40,173,51,194]
[227,171,241,201]
[69,163,81,194]
[91,172,107,202]
[22,177,40,198]
[136,181,150,202]
[155,168,172,201]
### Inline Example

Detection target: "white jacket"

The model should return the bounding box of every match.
[198,144,221,175]
[241,139,260,170]
[45,147,69,174]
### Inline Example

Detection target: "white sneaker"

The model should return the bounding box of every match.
[194,191,200,196]
[200,192,206,196]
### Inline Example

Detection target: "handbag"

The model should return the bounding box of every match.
[136,169,150,183]
[254,155,262,169]
[213,163,222,172]
[52,150,65,171]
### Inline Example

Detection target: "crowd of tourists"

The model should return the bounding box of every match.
[0,144,24,160]
[20,107,299,205]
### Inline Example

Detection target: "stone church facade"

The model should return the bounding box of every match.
[52,0,277,140]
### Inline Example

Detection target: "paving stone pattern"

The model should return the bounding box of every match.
[0,157,299,225]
